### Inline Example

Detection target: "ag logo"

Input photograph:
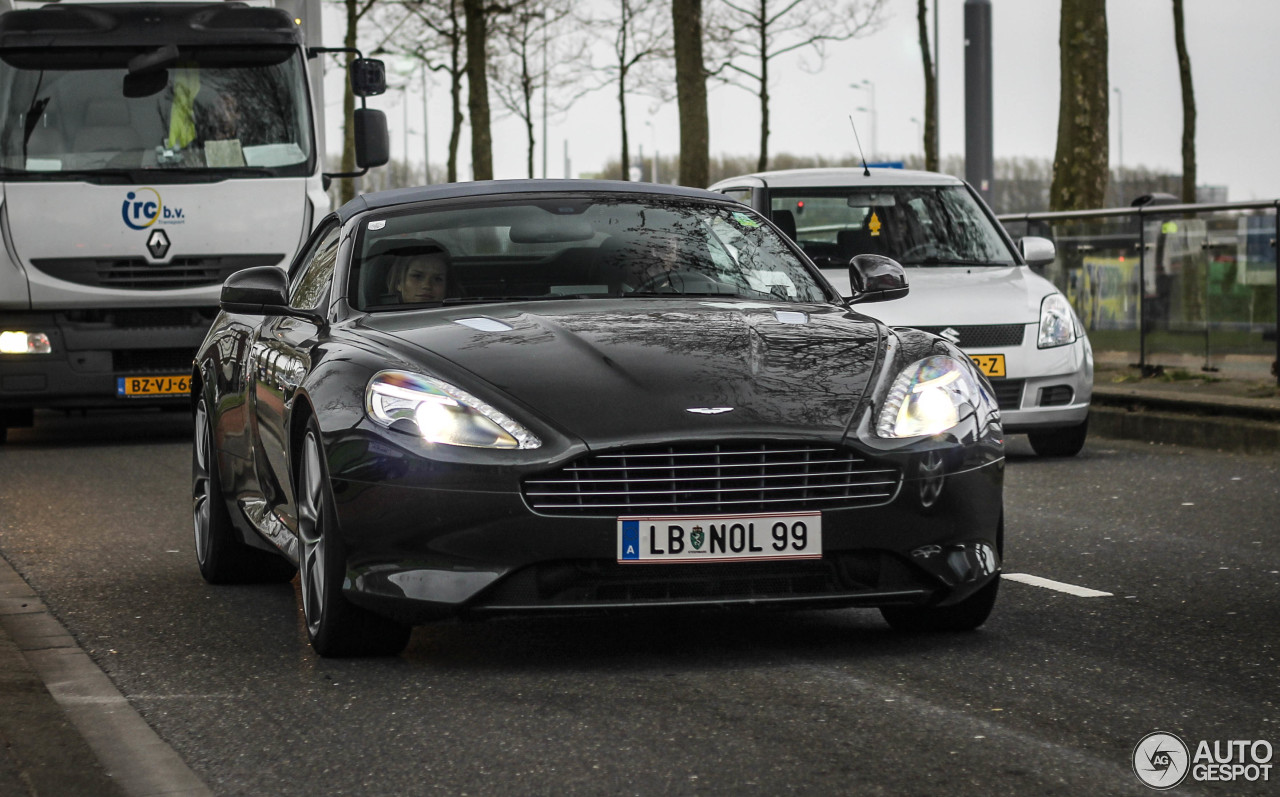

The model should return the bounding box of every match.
[1133,731,1190,790]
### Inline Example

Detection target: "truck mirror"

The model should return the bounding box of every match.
[349,58,386,97]
[123,70,168,99]
[354,108,389,169]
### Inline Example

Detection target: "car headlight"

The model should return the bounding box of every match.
[877,355,981,438]
[1038,293,1078,348]
[365,370,541,450]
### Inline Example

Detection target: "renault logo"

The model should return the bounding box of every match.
[146,228,170,259]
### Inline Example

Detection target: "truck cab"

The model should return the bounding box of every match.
[0,1,386,440]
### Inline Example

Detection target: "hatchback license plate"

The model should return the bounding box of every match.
[117,375,191,397]
[618,511,822,563]
[969,354,1006,377]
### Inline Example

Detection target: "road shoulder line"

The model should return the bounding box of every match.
[1004,572,1114,597]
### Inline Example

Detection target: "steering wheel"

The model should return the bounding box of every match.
[632,269,723,294]
[898,243,963,263]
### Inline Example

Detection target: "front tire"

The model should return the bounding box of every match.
[296,418,410,657]
[193,397,294,584]
[1027,419,1089,457]
[880,574,1001,632]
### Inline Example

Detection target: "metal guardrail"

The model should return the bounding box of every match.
[998,201,1279,386]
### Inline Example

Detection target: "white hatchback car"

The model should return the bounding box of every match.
[710,168,1093,456]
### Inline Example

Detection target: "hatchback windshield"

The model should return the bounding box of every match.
[0,46,313,179]
[771,185,1016,268]
[352,196,831,310]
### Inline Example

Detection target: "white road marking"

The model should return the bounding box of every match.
[1004,572,1113,597]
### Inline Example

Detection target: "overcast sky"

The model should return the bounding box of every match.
[325,0,1280,202]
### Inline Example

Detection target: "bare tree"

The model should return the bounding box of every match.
[711,0,885,172]
[491,1,589,178]
[337,0,381,204]
[463,0,495,180]
[583,0,671,181]
[1049,0,1109,211]
[672,0,709,187]
[917,0,937,171]
[386,0,467,183]
[1172,0,1196,203]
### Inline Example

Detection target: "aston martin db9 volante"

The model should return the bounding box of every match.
[192,180,1004,657]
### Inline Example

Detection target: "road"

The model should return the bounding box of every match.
[1,409,1277,796]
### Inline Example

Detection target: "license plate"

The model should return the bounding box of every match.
[969,354,1006,378]
[116,374,191,397]
[618,511,822,563]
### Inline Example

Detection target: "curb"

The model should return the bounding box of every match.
[1088,394,1280,454]
[0,555,211,797]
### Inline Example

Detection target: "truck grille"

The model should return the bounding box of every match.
[915,324,1026,348]
[522,442,901,516]
[31,255,283,290]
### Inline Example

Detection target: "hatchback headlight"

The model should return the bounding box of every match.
[877,356,980,438]
[1038,293,1078,348]
[365,370,541,449]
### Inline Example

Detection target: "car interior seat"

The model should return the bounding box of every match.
[772,209,798,241]
[73,99,141,152]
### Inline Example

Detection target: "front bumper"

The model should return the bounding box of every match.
[0,309,212,411]
[979,334,1093,433]
[327,449,1004,625]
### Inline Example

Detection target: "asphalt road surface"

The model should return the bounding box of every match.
[1,409,1277,796]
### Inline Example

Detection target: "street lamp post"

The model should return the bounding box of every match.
[1114,86,1124,203]
[421,61,430,184]
[910,116,923,159]
[851,80,877,160]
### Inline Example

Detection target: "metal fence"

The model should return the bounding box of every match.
[999,201,1279,384]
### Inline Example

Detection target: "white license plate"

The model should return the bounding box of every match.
[617,511,822,563]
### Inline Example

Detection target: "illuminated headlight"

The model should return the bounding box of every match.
[877,356,980,438]
[1037,293,1078,348]
[364,370,540,450]
[0,331,52,354]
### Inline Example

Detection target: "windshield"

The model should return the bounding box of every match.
[772,185,1017,268]
[352,196,832,311]
[0,46,313,180]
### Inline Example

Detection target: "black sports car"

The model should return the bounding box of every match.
[192,180,1004,657]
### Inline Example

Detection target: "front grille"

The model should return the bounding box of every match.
[522,442,901,515]
[990,379,1024,411]
[915,324,1026,348]
[113,348,196,373]
[31,255,283,290]
[62,307,218,329]
[1038,385,1075,407]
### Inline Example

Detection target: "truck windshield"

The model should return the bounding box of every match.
[772,185,1017,268]
[0,46,312,179]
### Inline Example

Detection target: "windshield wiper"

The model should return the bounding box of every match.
[911,256,1011,267]
[9,168,146,184]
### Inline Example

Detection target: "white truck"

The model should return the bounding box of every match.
[0,0,388,440]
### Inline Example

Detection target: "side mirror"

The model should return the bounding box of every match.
[354,108,389,169]
[848,254,909,304]
[349,58,386,97]
[220,266,289,314]
[1019,236,1056,268]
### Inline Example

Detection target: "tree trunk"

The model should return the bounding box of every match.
[672,0,709,187]
[755,2,769,172]
[447,2,463,183]
[1049,0,1109,211]
[917,0,938,172]
[618,73,631,181]
[464,0,493,181]
[1173,0,1196,203]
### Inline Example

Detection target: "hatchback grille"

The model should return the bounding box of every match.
[31,255,283,290]
[915,324,1026,348]
[522,442,901,515]
[990,379,1025,411]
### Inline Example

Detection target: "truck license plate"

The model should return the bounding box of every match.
[117,375,191,397]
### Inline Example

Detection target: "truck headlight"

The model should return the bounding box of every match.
[1037,293,1078,348]
[877,355,980,438]
[365,370,541,450]
[0,331,51,354]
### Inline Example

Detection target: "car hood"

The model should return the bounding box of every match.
[358,299,885,444]
[848,266,1055,327]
